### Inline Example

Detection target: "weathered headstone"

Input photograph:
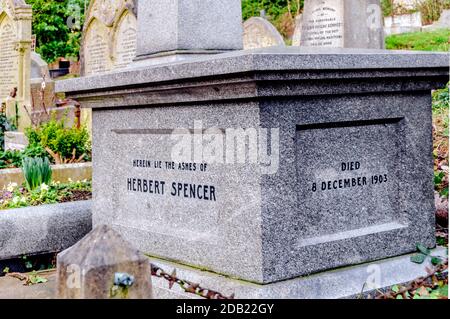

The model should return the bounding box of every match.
[436,9,450,28]
[81,0,137,75]
[3,131,28,151]
[300,0,384,49]
[57,0,448,288]
[57,225,152,299]
[0,0,32,130]
[384,12,422,35]
[79,0,137,133]
[30,52,55,110]
[243,17,285,50]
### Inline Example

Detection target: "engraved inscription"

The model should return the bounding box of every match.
[126,159,217,202]
[296,119,401,238]
[84,20,110,75]
[311,161,389,192]
[301,0,345,47]
[0,16,18,100]
[113,12,137,69]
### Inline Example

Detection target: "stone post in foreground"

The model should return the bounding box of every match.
[57,225,153,299]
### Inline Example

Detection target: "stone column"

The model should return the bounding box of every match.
[133,0,243,66]
[1,1,32,131]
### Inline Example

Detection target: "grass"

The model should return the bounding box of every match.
[386,28,450,52]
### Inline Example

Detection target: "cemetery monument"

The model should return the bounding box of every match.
[57,0,448,296]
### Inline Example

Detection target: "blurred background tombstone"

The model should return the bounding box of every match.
[243,16,285,50]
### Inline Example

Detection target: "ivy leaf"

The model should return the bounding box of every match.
[431,256,443,266]
[410,253,427,264]
[416,243,431,256]
[28,271,48,285]
[392,285,400,293]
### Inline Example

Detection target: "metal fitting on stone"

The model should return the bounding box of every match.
[114,272,135,287]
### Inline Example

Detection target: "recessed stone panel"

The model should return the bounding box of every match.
[296,119,403,240]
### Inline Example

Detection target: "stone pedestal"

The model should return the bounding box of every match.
[134,0,243,65]
[57,47,448,284]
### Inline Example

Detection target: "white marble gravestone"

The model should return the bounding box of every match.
[300,0,384,49]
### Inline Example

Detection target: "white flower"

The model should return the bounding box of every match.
[40,183,49,191]
[7,182,18,192]
[20,197,27,203]
[12,196,20,204]
[68,178,73,183]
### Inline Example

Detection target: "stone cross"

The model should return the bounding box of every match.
[134,0,243,65]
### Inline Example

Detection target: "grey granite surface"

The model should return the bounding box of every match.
[0,201,92,260]
[135,0,243,60]
[56,47,449,96]
[56,47,448,283]
[150,246,448,299]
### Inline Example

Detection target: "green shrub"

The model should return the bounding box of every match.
[382,0,394,16]
[416,0,450,25]
[21,144,50,160]
[22,157,52,191]
[433,84,450,111]
[25,117,90,163]
[24,0,87,63]
[0,150,23,169]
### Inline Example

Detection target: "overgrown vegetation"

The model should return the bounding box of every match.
[417,0,450,25]
[0,179,91,210]
[25,0,87,63]
[382,0,450,22]
[25,117,91,164]
[386,28,450,51]
[0,117,91,169]
[0,150,23,169]
[242,0,303,38]
[381,0,395,16]
[433,84,449,198]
